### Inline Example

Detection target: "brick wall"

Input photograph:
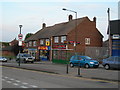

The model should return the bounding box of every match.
[67,17,103,53]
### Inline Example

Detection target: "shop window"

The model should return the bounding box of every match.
[54,37,59,43]
[61,36,66,43]
[33,41,36,47]
[85,38,90,45]
[40,39,44,45]
[29,41,32,47]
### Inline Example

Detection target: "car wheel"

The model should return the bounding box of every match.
[104,64,110,70]
[70,63,74,67]
[84,64,90,69]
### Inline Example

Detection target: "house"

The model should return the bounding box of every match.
[25,15,103,63]
[108,20,120,56]
[1,38,19,57]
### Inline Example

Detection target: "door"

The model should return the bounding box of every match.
[112,39,120,56]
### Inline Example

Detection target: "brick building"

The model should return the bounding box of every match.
[25,15,103,63]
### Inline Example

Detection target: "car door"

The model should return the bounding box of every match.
[109,57,115,68]
[114,57,120,69]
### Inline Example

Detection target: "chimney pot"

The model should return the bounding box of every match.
[42,23,46,28]
[93,17,96,23]
[68,15,73,21]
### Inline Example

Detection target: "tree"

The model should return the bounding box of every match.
[24,33,33,40]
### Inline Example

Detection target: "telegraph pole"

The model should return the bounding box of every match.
[107,8,111,57]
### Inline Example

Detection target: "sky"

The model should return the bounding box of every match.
[0,0,119,42]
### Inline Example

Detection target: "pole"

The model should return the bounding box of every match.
[107,8,111,56]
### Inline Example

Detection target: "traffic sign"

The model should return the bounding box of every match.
[18,34,23,39]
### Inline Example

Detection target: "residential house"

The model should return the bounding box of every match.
[25,15,103,63]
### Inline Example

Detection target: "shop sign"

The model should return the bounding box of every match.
[38,46,51,50]
[112,34,120,39]
[46,41,50,46]
[53,45,66,49]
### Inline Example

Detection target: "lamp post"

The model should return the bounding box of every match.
[62,8,77,52]
[18,25,23,66]
[62,8,81,76]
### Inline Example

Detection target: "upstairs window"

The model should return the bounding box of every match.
[40,39,44,45]
[85,38,90,45]
[29,41,32,47]
[61,36,66,43]
[33,41,36,46]
[54,37,59,43]
[26,43,28,47]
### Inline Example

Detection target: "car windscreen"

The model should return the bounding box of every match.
[23,54,31,57]
[81,56,92,60]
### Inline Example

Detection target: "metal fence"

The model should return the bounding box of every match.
[85,47,109,62]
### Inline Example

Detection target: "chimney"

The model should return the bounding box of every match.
[42,23,46,28]
[93,17,96,23]
[68,15,73,21]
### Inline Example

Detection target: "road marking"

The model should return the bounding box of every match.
[6,81,12,83]
[10,78,14,81]
[2,79,5,81]
[20,86,28,88]
[2,66,118,85]
[15,80,21,83]
[22,82,28,85]
[30,85,38,88]
[4,76,8,79]
[13,83,19,86]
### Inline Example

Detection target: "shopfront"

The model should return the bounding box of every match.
[38,46,51,61]
[28,48,37,57]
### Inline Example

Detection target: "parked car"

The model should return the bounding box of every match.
[69,55,99,68]
[16,53,35,63]
[102,56,120,70]
[0,57,7,62]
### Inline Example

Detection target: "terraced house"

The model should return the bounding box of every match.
[24,15,103,64]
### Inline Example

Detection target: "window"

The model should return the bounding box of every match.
[61,36,66,43]
[40,39,44,45]
[33,41,36,46]
[85,38,90,45]
[54,37,59,43]
[29,41,32,47]
[26,43,28,47]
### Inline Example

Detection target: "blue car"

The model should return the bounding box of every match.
[102,56,120,70]
[69,55,99,68]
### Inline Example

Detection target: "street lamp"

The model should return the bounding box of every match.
[62,8,77,52]
[18,24,23,66]
[19,25,22,34]
[62,8,81,76]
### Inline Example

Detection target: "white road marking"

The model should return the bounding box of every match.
[10,78,14,81]
[4,77,8,79]
[2,79,5,81]
[22,82,28,85]
[20,86,28,88]
[6,81,12,83]
[30,85,38,88]
[13,83,19,86]
[15,80,21,83]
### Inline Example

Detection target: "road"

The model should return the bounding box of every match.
[2,66,119,89]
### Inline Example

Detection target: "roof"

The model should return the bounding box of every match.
[25,17,88,42]
[108,20,120,35]
[25,16,103,42]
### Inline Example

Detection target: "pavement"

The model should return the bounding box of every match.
[1,60,120,82]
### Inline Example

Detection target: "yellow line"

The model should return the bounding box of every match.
[1,65,118,85]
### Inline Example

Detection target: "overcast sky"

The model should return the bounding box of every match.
[0,0,119,42]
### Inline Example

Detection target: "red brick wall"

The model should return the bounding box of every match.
[67,17,103,53]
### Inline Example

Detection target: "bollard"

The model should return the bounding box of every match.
[66,64,68,74]
[77,61,82,77]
